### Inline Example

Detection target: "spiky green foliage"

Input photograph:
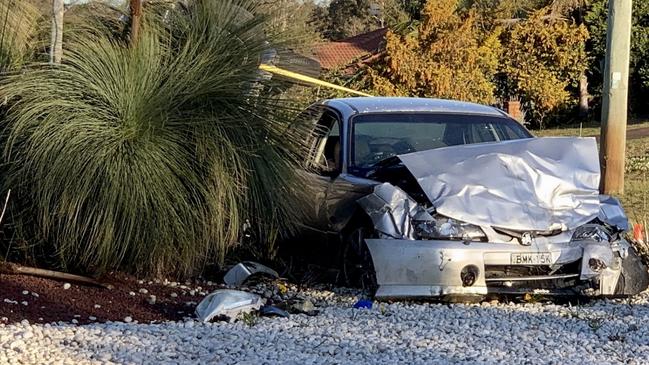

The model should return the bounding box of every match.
[0,0,40,72]
[0,0,310,276]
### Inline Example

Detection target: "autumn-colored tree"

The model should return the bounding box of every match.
[366,0,501,104]
[501,9,588,127]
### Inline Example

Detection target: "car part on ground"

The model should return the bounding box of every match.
[289,298,318,315]
[359,137,649,300]
[259,305,290,318]
[7,286,649,364]
[223,261,280,287]
[195,289,264,322]
[352,299,373,309]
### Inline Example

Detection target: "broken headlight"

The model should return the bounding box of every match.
[571,224,612,243]
[414,216,487,242]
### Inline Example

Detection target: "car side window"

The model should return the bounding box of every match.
[306,108,342,174]
[301,106,325,168]
[470,122,499,143]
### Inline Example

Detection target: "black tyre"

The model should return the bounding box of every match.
[615,246,649,296]
[341,221,378,295]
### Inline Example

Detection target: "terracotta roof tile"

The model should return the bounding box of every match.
[312,28,388,70]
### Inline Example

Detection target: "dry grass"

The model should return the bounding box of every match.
[534,120,649,138]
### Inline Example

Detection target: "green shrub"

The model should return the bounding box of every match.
[0,0,310,277]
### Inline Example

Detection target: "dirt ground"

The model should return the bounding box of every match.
[0,271,224,325]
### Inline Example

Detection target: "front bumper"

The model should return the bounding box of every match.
[366,238,628,299]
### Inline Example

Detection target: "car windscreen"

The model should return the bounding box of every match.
[350,113,532,174]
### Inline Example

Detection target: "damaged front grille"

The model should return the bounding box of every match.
[485,260,582,289]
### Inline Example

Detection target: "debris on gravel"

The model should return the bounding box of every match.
[2,289,649,364]
[3,266,649,364]
[0,272,223,325]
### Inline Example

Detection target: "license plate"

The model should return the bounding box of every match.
[510,253,552,265]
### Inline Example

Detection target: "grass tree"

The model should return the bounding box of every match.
[0,0,40,72]
[0,0,311,277]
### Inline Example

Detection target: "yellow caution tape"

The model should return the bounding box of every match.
[259,64,373,97]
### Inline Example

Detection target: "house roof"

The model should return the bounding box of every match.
[312,28,388,70]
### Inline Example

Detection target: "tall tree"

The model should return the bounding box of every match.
[549,0,591,117]
[501,9,589,127]
[313,0,410,40]
[316,0,375,40]
[585,0,649,114]
[365,0,501,103]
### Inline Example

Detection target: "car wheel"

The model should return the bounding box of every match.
[615,247,649,296]
[341,221,378,295]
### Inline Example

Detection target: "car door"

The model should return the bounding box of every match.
[324,120,377,232]
[299,106,343,231]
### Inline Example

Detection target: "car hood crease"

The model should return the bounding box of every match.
[397,137,602,232]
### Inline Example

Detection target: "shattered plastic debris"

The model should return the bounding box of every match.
[259,305,289,318]
[195,290,264,323]
[223,261,279,287]
[289,299,318,315]
[633,224,645,243]
[352,299,373,309]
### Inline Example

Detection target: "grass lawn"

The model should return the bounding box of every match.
[534,119,649,138]
[535,121,649,225]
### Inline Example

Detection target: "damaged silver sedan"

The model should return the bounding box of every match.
[299,97,648,300]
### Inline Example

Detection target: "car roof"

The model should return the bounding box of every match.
[322,97,506,117]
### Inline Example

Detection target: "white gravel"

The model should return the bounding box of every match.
[2,289,649,364]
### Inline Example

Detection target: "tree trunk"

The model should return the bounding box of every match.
[578,72,589,118]
[49,0,64,64]
[130,0,143,46]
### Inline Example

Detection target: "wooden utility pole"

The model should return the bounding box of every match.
[50,0,64,64]
[130,0,143,46]
[600,0,633,195]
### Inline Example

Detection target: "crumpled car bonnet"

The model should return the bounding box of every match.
[397,137,601,232]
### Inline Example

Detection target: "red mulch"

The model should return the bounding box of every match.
[0,271,223,325]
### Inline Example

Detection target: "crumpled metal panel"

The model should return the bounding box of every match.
[598,195,630,231]
[195,289,264,322]
[398,137,601,232]
[357,183,431,239]
[366,238,490,298]
[223,261,279,287]
[366,235,625,298]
